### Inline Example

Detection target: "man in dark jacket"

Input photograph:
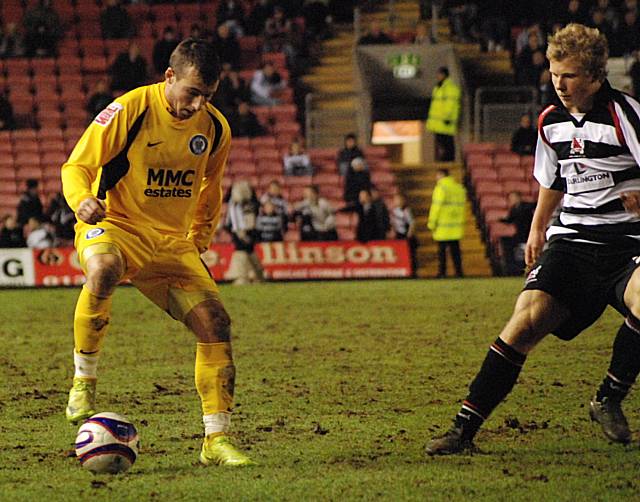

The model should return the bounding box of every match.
[16,178,44,228]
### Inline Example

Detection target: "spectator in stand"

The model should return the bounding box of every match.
[426,66,461,161]
[250,62,286,106]
[246,0,275,36]
[228,101,266,138]
[214,66,251,116]
[0,22,25,58]
[445,0,479,44]
[100,0,134,40]
[283,138,314,176]
[46,192,76,247]
[351,189,389,243]
[256,200,285,242]
[499,191,536,275]
[25,216,54,249]
[514,22,544,58]
[302,0,332,41]
[515,31,546,86]
[615,9,640,57]
[294,185,337,241]
[22,0,62,57]
[152,26,180,76]
[413,21,432,45]
[631,51,640,98]
[212,23,241,69]
[336,133,364,176]
[110,41,148,92]
[216,0,246,37]
[561,0,589,26]
[224,180,263,284]
[358,21,394,45]
[0,92,15,130]
[86,79,114,122]
[343,156,371,204]
[263,6,292,52]
[260,180,289,225]
[477,0,510,52]
[511,113,537,156]
[595,0,621,31]
[538,68,554,106]
[16,178,44,228]
[0,214,26,248]
[371,184,391,236]
[428,168,466,278]
[391,193,418,276]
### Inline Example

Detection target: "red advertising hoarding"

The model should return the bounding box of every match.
[0,240,411,287]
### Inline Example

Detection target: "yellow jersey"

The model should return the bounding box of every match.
[61,82,230,252]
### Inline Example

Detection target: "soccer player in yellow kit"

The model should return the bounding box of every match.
[61,39,253,466]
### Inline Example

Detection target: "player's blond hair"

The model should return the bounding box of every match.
[546,23,608,82]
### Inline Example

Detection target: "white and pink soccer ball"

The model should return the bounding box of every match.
[75,412,139,474]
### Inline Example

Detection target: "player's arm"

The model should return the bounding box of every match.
[526,131,563,266]
[614,97,640,215]
[187,122,231,253]
[61,101,135,224]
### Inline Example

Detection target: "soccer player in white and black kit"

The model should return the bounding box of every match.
[427,24,640,455]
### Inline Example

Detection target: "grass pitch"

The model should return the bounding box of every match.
[1,278,639,501]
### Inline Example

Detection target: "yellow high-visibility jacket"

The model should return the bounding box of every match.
[428,176,466,241]
[426,78,461,136]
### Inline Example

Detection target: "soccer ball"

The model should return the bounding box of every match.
[75,412,139,474]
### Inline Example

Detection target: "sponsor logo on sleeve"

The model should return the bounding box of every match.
[189,134,208,155]
[94,102,124,127]
[86,228,105,240]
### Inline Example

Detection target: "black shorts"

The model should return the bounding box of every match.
[523,240,640,340]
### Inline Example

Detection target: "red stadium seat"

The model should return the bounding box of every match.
[494,152,521,167]
[466,153,493,168]
[478,194,508,213]
[484,208,508,224]
[312,173,340,186]
[228,149,254,162]
[228,162,257,176]
[474,180,503,196]
[250,136,277,148]
[498,166,527,181]
[256,160,283,175]
[464,143,498,155]
[283,175,312,188]
[503,180,531,194]
[253,147,280,161]
[470,167,499,184]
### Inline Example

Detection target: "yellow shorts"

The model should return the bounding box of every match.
[75,218,219,322]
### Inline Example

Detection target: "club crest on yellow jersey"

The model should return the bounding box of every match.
[189,134,208,155]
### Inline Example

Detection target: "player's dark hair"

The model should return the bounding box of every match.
[169,38,221,85]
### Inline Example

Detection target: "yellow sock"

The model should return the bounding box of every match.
[73,285,112,355]
[195,342,235,415]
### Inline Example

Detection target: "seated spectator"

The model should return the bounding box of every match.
[413,21,432,45]
[370,185,391,237]
[260,180,289,223]
[293,185,337,241]
[214,67,252,116]
[515,32,546,86]
[17,178,44,228]
[0,92,15,130]
[500,191,536,275]
[224,180,263,284]
[256,200,285,242]
[152,26,180,76]
[391,193,418,275]
[216,0,246,37]
[561,0,589,26]
[22,0,62,57]
[25,216,54,249]
[46,192,76,247]
[212,23,242,69]
[353,189,390,243]
[588,9,615,53]
[247,0,274,36]
[86,79,114,121]
[0,214,26,248]
[444,1,479,44]
[250,62,286,106]
[511,113,537,155]
[100,0,135,40]
[283,138,314,176]
[302,0,332,41]
[263,6,293,53]
[343,156,371,204]
[336,133,364,176]
[514,22,544,57]
[358,21,393,45]
[229,101,266,138]
[0,22,25,58]
[110,42,148,92]
[615,9,640,58]
[538,68,554,106]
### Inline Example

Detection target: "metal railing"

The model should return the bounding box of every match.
[473,86,538,142]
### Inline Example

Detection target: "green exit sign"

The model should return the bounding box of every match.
[388,53,421,79]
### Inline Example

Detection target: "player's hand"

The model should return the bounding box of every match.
[77,197,106,225]
[621,191,640,215]
[525,228,546,269]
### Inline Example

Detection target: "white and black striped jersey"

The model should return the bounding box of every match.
[535,80,640,246]
[390,206,414,237]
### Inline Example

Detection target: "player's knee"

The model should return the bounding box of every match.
[85,255,123,296]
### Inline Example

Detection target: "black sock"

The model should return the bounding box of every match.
[596,316,640,402]
[454,338,526,439]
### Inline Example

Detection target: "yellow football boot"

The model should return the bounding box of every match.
[200,434,255,467]
[65,377,96,424]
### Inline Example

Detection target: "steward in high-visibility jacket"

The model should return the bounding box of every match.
[428,171,466,241]
[426,72,461,136]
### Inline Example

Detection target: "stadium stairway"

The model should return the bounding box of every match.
[393,161,492,278]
